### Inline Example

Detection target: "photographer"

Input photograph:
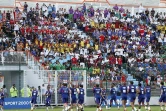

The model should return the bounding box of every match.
[10,84,18,98]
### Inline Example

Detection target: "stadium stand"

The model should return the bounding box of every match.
[0,2,166,96]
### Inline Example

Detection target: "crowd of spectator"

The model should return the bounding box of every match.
[0,2,166,85]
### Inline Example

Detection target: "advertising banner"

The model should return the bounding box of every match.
[4,98,31,109]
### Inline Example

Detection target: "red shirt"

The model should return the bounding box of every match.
[10,20,15,25]
[20,27,25,35]
[85,26,89,32]
[121,75,126,82]
[80,16,85,22]
[115,35,119,40]
[151,57,156,63]
[26,27,32,33]
[46,29,50,34]
[111,36,115,40]
[60,29,65,34]
[71,57,77,64]
[115,20,120,28]
[109,56,116,64]
[117,58,122,65]
[99,35,105,43]
[33,26,38,32]
[139,29,144,36]
[106,23,111,29]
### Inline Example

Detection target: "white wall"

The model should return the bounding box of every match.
[24,70,46,88]
[0,0,14,7]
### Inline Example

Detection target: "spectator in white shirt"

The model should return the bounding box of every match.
[139,3,144,14]
[41,84,46,104]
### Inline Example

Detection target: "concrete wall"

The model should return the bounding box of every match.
[0,71,24,97]
[24,70,45,89]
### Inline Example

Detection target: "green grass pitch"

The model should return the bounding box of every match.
[4,106,161,111]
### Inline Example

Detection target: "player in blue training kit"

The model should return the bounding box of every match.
[159,81,166,111]
[137,83,145,111]
[120,82,128,111]
[93,84,102,111]
[0,88,4,111]
[45,86,52,111]
[145,83,151,111]
[70,84,78,111]
[110,84,119,110]
[101,87,108,109]
[59,83,70,111]
[128,81,137,111]
[78,84,84,111]
[31,87,38,111]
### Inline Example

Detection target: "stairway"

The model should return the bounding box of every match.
[122,69,139,85]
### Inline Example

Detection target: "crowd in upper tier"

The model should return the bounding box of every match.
[0,2,166,83]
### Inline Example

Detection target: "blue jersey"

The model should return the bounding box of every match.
[32,90,38,99]
[120,86,128,96]
[101,89,106,97]
[138,87,145,97]
[93,87,101,98]
[70,88,77,98]
[78,88,84,99]
[59,86,69,98]
[110,88,116,96]
[145,86,151,96]
[0,92,4,101]
[45,90,52,101]
[128,85,136,96]
[160,85,166,95]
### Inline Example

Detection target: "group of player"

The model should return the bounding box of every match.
[30,83,85,111]
[93,81,152,111]
[20,80,166,111]
[93,81,166,111]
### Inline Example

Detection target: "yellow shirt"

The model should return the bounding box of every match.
[96,68,100,74]
[90,21,95,27]
[26,43,28,48]
[35,39,38,45]
[73,43,76,48]
[100,24,104,29]
[87,43,90,48]
[95,44,98,50]
[80,41,84,47]
[60,48,64,53]
[64,43,68,48]
[60,43,64,48]
[55,43,59,48]
[69,48,72,52]
[93,68,100,74]
[157,25,162,30]
[40,41,43,46]
[66,48,69,52]
[93,68,97,74]
[111,24,115,28]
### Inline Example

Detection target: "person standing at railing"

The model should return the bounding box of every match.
[10,84,18,98]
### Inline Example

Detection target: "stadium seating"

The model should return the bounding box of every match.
[0,2,165,97]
